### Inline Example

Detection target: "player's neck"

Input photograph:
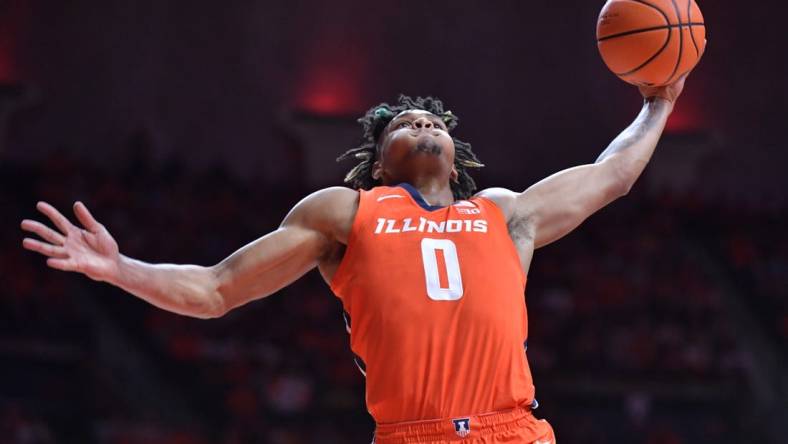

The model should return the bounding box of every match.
[398,178,454,207]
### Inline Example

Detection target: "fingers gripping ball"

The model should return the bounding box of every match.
[597,0,706,87]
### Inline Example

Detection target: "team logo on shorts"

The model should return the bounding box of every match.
[452,418,471,438]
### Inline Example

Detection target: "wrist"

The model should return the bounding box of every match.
[107,254,132,286]
[644,96,674,114]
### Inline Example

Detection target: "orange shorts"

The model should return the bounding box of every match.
[373,407,556,444]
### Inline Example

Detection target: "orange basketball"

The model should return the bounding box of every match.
[597,0,706,87]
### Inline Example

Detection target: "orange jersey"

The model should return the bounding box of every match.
[330,184,535,425]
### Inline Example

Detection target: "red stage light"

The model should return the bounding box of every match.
[296,68,365,116]
[292,35,369,116]
[665,90,708,134]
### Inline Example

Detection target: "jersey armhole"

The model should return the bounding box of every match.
[472,195,529,284]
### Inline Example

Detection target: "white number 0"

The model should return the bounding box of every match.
[420,238,464,301]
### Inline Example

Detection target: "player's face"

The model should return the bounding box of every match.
[373,110,458,184]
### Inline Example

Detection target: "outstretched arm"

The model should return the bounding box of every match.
[478,75,688,249]
[21,187,358,319]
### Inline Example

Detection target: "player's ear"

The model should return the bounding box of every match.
[371,160,383,181]
[450,165,459,183]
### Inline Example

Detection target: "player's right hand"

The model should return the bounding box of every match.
[21,201,120,283]
[638,72,689,104]
[638,39,706,104]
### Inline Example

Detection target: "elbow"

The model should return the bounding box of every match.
[190,266,229,319]
[200,294,228,319]
[183,292,227,319]
[616,178,635,197]
[205,279,230,320]
[605,157,637,198]
[602,165,635,199]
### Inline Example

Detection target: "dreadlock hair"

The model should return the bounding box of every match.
[336,94,485,201]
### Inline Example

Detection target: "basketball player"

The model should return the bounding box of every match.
[21,76,688,443]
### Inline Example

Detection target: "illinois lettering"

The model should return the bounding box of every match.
[374,217,488,234]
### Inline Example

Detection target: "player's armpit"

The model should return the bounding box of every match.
[212,186,358,313]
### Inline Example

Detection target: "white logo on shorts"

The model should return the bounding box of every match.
[452,418,471,438]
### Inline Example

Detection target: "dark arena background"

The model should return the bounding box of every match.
[2,1,787,443]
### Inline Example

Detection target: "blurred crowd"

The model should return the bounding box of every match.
[712,206,787,352]
[2,145,785,443]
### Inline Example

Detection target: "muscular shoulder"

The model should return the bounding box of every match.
[474,187,518,221]
[474,187,537,244]
[281,186,359,245]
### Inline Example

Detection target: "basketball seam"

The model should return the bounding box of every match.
[615,0,672,78]
[626,0,671,25]
[687,0,700,56]
[597,23,705,42]
[664,0,685,84]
